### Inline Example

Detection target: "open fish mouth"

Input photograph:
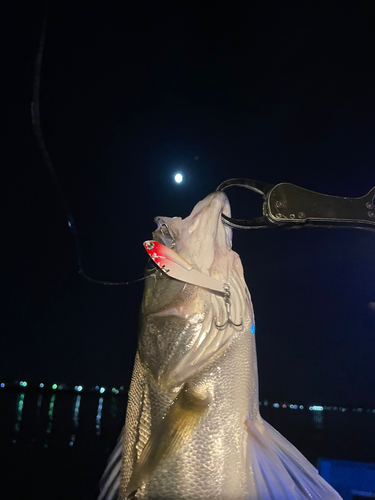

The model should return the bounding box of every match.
[153,216,177,248]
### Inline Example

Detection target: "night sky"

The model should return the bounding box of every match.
[3,1,375,407]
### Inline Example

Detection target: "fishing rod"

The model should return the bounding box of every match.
[31,4,148,286]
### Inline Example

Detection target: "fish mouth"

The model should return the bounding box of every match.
[153,216,179,248]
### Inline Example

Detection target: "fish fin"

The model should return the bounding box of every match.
[125,384,209,496]
[246,418,342,499]
[97,427,124,500]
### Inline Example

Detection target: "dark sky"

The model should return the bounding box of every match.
[2,0,375,406]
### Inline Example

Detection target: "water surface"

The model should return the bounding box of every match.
[1,388,374,499]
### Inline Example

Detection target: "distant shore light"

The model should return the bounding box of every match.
[174,173,183,184]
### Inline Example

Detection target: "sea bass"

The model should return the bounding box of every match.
[99,191,342,500]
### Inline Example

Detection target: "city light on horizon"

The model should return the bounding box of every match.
[1,380,372,415]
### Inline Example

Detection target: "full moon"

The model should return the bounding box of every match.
[174,173,183,184]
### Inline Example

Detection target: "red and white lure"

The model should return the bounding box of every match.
[143,240,225,295]
[143,239,243,330]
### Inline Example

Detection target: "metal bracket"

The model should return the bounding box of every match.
[217,178,375,232]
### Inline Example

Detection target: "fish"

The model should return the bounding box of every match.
[99,191,342,500]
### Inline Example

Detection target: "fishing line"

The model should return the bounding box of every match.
[31,3,151,286]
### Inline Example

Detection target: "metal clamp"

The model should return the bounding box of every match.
[217,178,375,232]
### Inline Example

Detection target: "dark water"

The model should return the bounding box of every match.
[1,388,125,500]
[1,388,375,499]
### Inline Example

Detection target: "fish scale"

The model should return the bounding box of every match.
[118,353,145,492]
[100,192,342,500]
[135,325,252,499]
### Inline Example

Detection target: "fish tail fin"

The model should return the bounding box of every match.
[245,418,342,499]
[98,427,124,500]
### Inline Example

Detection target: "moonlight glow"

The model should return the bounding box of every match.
[174,173,183,184]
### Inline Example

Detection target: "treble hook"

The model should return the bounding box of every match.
[215,284,243,330]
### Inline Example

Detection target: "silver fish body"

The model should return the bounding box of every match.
[100,192,342,500]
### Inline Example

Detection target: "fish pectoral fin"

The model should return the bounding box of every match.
[124,384,209,496]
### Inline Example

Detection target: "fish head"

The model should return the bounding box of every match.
[140,192,249,388]
[153,192,233,279]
